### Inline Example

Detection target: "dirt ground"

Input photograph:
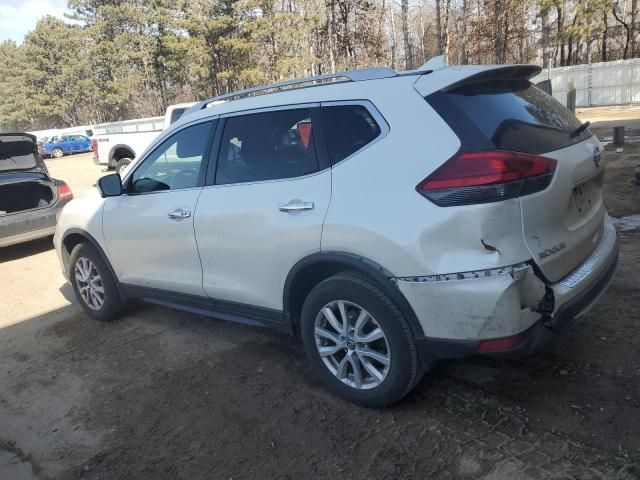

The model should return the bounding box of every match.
[577,105,640,138]
[1,112,640,479]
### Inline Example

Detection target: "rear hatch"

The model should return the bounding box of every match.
[0,134,57,215]
[421,67,604,282]
[520,137,604,282]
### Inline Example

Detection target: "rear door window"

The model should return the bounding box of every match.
[428,79,591,154]
[322,105,382,164]
[215,108,319,185]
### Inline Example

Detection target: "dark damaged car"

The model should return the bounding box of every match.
[0,133,73,248]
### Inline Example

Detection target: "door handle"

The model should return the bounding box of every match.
[168,208,191,219]
[278,201,314,212]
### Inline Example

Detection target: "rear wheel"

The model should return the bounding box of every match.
[69,243,123,321]
[301,271,421,407]
[51,148,64,158]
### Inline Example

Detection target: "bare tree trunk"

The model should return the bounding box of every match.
[436,0,442,55]
[493,0,503,63]
[502,3,509,63]
[351,2,357,67]
[310,41,316,76]
[602,9,608,61]
[558,3,565,65]
[442,0,451,58]
[567,9,579,66]
[633,0,638,57]
[459,0,468,64]
[401,0,412,69]
[612,2,631,59]
[377,0,387,56]
[327,0,336,72]
[419,7,426,63]
[388,0,398,69]
[494,0,503,63]
[541,5,550,68]
[518,1,526,63]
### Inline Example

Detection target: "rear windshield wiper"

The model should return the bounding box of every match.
[569,121,591,138]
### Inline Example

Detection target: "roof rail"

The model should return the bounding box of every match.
[183,67,398,116]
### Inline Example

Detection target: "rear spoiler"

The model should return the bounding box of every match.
[441,65,542,92]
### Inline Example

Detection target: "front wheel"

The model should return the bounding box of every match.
[69,243,124,321]
[51,148,64,158]
[301,271,421,407]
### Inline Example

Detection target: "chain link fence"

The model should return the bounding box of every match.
[531,58,640,108]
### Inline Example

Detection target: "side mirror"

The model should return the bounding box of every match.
[97,173,123,197]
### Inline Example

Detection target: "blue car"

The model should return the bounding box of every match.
[41,135,92,158]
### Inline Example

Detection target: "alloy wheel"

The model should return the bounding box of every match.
[74,257,105,311]
[314,300,391,390]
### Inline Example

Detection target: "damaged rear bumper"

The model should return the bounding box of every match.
[395,222,619,366]
[415,248,617,364]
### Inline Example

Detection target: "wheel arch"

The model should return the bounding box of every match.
[108,144,135,168]
[61,228,124,300]
[283,252,425,339]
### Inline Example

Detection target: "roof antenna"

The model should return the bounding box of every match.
[419,55,448,71]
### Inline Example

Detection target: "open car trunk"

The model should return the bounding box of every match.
[0,134,56,215]
[0,175,56,215]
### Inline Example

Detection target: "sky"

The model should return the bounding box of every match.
[0,0,71,43]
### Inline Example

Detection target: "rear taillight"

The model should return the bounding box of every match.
[57,181,73,202]
[91,138,98,156]
[416,150,557,207]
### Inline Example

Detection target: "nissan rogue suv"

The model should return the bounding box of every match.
[54,62,618,407]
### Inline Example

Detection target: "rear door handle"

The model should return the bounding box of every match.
[168,208,191,219]
[279,201,314,212]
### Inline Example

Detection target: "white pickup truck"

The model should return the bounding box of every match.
[92,103,195,173]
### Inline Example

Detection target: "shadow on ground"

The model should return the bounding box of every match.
[0,237,53,263]
[1,242,639,480]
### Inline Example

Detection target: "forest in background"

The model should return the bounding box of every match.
[0,0,639,132]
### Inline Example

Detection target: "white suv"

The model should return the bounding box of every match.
[54,62,618,407]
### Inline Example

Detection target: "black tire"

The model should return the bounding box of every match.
[51,148,64,158]
[115,158,132,175]
[69,242,123,322]
[301,271,421,407]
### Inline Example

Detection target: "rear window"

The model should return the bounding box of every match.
[322,105,382,164]
[427,79,591,154]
